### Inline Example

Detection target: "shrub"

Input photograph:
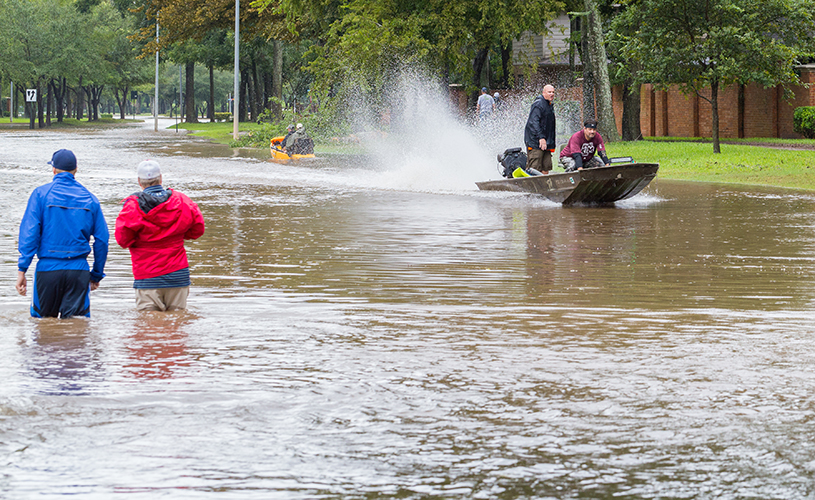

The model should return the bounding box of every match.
[793,107,815,139]
[213,112,231,122]
[100,113,113,119]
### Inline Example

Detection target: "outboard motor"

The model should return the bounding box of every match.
[497,147,528,178]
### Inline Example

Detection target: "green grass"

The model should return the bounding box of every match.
[172,121,366,154]
[613,140,815,190]
[170,121,263,144]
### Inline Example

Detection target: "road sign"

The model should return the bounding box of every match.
[25,89,37,102]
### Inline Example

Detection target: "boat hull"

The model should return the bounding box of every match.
[476,163,659,204]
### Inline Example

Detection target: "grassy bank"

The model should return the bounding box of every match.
[174,121,364,155]
[607,140,815,191]
[172,121,262,143]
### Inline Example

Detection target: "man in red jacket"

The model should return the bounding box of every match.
[115,160,205,311]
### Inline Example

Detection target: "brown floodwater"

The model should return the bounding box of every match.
[2,120,815,498]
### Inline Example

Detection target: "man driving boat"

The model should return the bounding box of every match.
[558,121,611,172]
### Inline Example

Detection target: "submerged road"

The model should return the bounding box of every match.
[1,120,815,498]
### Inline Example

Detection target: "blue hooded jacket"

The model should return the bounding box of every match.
[18,172,109,282]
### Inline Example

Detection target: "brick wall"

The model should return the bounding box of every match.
[626,65,815,139]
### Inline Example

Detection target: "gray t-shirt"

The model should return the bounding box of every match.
[477,94,495,115]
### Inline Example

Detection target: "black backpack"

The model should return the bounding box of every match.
[497,147,528,178]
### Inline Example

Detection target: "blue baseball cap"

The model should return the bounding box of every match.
[481,87,488,93]
[48,149,77,171]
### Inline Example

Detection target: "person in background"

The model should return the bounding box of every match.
[285,123,314,155]
[523,84,556,175]
[493,92,502,112]
[16,149,109,318]
[115,160,205,312]
[476,87,495,123]
[558,121,611,172]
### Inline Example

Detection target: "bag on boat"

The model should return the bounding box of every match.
[497,148,528,178]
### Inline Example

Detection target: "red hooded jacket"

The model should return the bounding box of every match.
[115,189,205,280]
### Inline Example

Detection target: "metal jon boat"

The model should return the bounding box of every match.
[476,162,659,204]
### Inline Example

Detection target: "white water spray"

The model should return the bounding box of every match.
[335,69,566,193]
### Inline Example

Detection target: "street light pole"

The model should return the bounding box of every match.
[154,16,159,132]
[232,0,240,141]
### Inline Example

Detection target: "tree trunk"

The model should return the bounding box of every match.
[249,59,259,120]
[208,65,215,121]
[36,82,45,128]
[711,78,720,153]
[185,62,198,123]
[65,86,72,119]
[85,87,93,120]
[76,77,85,120]
[239,68,248,122]
[584,0,620,141]
[621,79,642,141]
[115,86,128,120]
[272,40,283,119]
[46,80,53,127]
[500,43,511,89]
[53,77,66,123]
[580,16,595,123]
[471,46,489,109]
[87,85,103,120]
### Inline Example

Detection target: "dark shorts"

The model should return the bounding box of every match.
[32,269,91,318]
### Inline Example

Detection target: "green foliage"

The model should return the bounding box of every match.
[100,113,113,118]
[213,112,231,122]
[793,107,815,139]
[229,101,350,147]
[615,0,815,151]
[261,0,563,96]
[618,0,815,93]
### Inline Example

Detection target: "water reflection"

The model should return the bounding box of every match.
[124,312,195,379]
[24,318,101,395]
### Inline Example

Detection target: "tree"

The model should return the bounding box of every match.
[90,1,153,119]
[266,0,562,107]
[0,0,83,127]
[606,1,642,141]
[581,0,619,141]
[619,0,815,152]
[133,0,291,122]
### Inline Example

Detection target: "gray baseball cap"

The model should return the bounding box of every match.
[137,160,161,180]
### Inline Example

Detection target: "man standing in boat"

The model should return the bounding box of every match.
[559,121,611,172]
[524,84,556,175]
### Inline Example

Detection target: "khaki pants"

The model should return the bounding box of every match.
[135,287,189,311]
[527,148,553,173]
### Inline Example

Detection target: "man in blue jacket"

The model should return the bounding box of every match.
[16,149,109,318]
[524,84,556,174]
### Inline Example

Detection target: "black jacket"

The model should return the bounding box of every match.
[524,96,556,150]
